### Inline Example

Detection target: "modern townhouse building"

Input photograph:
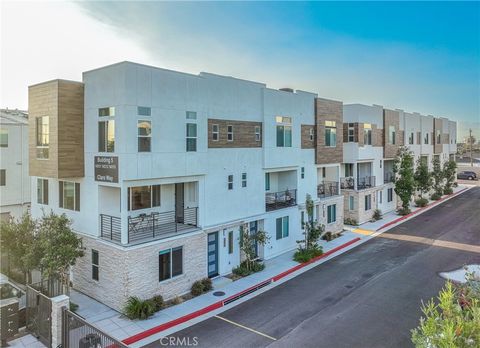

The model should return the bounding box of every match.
[28,62,345,311]
[0,109,30,221]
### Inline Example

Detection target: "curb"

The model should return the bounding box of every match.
[122,237,361,345]
[376,187,469,232]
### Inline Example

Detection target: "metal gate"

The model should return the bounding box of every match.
[26,285,52,347]
[62,308,128,348]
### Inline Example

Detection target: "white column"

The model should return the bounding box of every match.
[51,294,69,348]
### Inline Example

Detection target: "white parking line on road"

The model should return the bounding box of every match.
[214,315,277,341]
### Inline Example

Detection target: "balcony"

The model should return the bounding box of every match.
[317,181,339,199]
[100,207,199,245]
[357,176,375,190]
[340,177,354,190]
[384,172,395,183]
[266,189,297,211]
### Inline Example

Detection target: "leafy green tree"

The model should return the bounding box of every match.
[294,194,325,262]
[0,213,41,284]
[393,147,415,214]
[443,159,457,194]
[239,225,269,272]
[414,158,432,198]
[37,212,84,294]
[431,156,444,197]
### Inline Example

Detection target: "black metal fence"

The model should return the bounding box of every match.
[340,177,355,190]
[30,278,64,298]
[317,181,339,198]
[265,189,297,211]
[357,176,376,190]
[62,308,128,348]
[384,171,395,183]
[26,285,52,347]
[100,214,121,243]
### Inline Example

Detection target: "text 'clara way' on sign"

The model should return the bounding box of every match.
[94,156,118,183]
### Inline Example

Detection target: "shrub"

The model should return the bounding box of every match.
[430,192,442,201]
[344,218,358,226]
[123,296,156,320]
[397,207,411,216]
[69,302,79,312]
[293,246,323,263]
[201,277,213,292]
[150,295,164,311]
[191,280,205,297]
[415,197,429,207]
[232,260,265,277]
[171,296,183,305]
[322,232,333,241]
[372,209,382,221]
[443,187,453,195]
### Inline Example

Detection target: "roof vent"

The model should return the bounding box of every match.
[279,87,294,93]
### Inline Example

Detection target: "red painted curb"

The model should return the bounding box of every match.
[376,187,469,232]
[121,237,362,345]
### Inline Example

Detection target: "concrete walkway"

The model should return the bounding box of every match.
[6,334,46,348]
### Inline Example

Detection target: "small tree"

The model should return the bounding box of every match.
[443,159,457,194]
[414,157,432,199]
[38,212,84,294]
[431,156,444,198]
[393,147,415,214]
[239,225,269,272]
[294,194,325,262]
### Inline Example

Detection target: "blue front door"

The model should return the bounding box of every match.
[207,232,219,278]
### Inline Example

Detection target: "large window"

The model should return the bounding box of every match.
[159,247,183,281]
[186,123,197,152]
[388,125,396,145]
[276,116,292,147]
[325,121,337,147]
[363,123,372,145]
[36,116,49,159]
[364,194,372,211]
[59,181,80,211]
[0,129,8,147]
[92,250,99,281]
[348,123,355,142]
[0,170,5,186]
[98,107,115,117]
[212,124,219,141]
[37,178,48,205]
[424,132,429,144]
[276,216,289,240]
[98,120,115,152]
[128,185,161,211]
[327,204,336,224]
[138,120,151,152]
[265,173,270,191]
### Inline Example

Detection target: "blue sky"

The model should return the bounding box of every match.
[2,1,479,138]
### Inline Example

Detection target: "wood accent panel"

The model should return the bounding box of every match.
[29,80,84,178]
[315,98,343,164]
[301,124,315,149]
[383,109,400,158]
[207,118,262,148]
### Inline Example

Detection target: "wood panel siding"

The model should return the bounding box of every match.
[383,109,401,158]
[29,80,84,178]
[207,118,262,148]
[301,124,315,149]
[315,98,343,164]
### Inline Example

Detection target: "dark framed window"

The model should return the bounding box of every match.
[388,126,396,145]
[348,123,355,142]
[265,173,270,191]
[364,123,372,145]
[227,125,233,141]
[276,216,289,240]
[36,116,49,159]
[0,128,8,147]
[424,133,429,144]
[92,250,99,281]
[0,169,5,186]
[186,123,197,152]
[276,116,292,147]
[228,231,233,254]
[186,111,197,120]
[409,132,414,145]
[241,173,247,187]
[138,120,151,152]
[159,247,183,281]
[212,124,219,141]
[255,126,261,141]
[227,175,233,190]
[301,167,305,179]
[59,181,80,211]
[138,106,151,116]
[37,178,48,205]
[98,107,115,117]
[325,121,336,147]
[388,188,393,202]
[364,194,372,211]
[128,185,161,211]
[99,120,115,152]
[327,204,336,223]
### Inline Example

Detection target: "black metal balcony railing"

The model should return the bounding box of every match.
[357,176,375,190]
[100,207,198,245]
[317,181,339,198]
[265,189,297,211]
[340,177,355,190]
[384,172,395,183]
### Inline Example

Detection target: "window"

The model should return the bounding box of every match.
[265,173,270,191]
[36,116,49,159]
[228,175,233,190]
[241,173,247,187]
[387,188,393,202]
[309,128,314,141]
[59,181,80,211]
[276,116,292,147]
[322,167,326,178]
[424,133,429,144]
[325,121,337,147]
[364,194,372,211]
[128,185,161,211]
[388,125,396,145]
[98,120,115,152]
[379,191,383,204]
[345,163,354,177]
[0,129,7,147]
[186,111,197,120]
[301,211,305,229]
[138,120,151,152]
[348,123,355,142]
[349,196,354,210]
[227,125,233,141]
[98,107,115,117]
[92,250,99,281]
[301,167,305,179]
[186,123,197,152]
[228,231,234,254]
[138,106,151,116]
[436,130,441,144]
[364,123,372,145]
[409,132,414,145]
[159,247,183,281]
[212,124,219,141]
[37,178,48,205]
[327,204,336,224]
[0,170,5,186]
[276,216,289,240]
[255,126,261,142]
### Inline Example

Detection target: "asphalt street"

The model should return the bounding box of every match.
[145,187,480,348]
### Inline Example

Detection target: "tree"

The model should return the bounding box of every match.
[443,159,457,195]
[393,147,415,214]
[431,156,444,197]
[411,279,480,348]
[239,225,269,272]
[413,157,432,199]
[37,211,84,294]
[0,213,41,284]
[294,194,325,262]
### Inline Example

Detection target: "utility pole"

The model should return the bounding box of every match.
[469,128,473,167]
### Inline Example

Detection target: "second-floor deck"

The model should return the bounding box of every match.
[266,189,297,211]
[317,181,340,199]
[340,176,376,191]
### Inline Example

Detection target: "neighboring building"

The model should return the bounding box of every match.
[0,109,30,221]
